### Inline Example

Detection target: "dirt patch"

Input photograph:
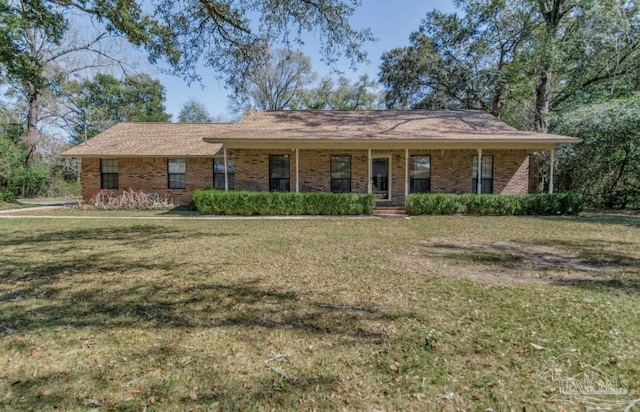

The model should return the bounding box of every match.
[394,238,640,290]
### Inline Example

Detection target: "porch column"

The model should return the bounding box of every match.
[295,148,299,193]
[476,148,482,194]
[223,147,229,191]
[404,148,409,197]
[367,148,372,194]
[548,148,555,194]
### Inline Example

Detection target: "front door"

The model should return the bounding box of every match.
[372,157,390,201]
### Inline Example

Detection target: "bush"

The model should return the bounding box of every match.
[192,190,376,215]
[88,189,175,210]
[405,193,584,216]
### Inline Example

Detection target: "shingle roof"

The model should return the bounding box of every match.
[62,122,227,157]
[207,110,580,142]
[63,110,580,158]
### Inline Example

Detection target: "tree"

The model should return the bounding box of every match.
[379,0,640,130]
[380,4,535,115]
[1,0,373,165]
[178,98,213,123]
[63,73,170,143]
[292,75,380,110]
[554,94,640,208]
[234,49,315,110]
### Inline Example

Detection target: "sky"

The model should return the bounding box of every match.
[152,1,457,121]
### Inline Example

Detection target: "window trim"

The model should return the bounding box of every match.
[269,154,290,192]
[409,155,431,193]
[472,155,494,194]
[167,159,186,189]
[330,155,352,193]
[100,159,118,189]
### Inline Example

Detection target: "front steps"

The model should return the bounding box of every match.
[373,205,408,217]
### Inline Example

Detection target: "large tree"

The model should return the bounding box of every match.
[291,75,380,110]
[178,98,213,123]
[1,0,373,164]
[379,0,640,131]
[233,49,315,110]
[62,73,170,143]
[554,94,640,208]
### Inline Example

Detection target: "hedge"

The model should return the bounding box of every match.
[193,190,376,215]
[405,193,585,216]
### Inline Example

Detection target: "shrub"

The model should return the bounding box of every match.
[88,189,175,210]
[405,193,584,216]
[192,190,376,215]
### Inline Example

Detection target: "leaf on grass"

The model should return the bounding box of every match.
[530,343,547,351]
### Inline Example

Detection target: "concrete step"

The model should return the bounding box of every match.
[373,206,407,217]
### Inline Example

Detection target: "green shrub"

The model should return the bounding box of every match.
[405,193,584,216]
[192,190,376,215]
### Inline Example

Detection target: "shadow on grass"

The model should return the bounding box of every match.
[536,213,640,229]
[0,224,238,249]
[417,237,640,294]
[3,358,344,411]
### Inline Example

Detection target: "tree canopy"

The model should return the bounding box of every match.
[178,98,213,123]
[1,0,373,165]
[554,94,640,208]
[379,0,640,131]
[291,75,380,110]
[63,74,170,143]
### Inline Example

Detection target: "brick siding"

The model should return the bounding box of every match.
[81,149,530,204]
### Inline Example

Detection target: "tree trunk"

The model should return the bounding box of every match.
[25,90,39,167]
[533,68,552,133]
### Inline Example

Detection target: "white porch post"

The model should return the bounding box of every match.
[404,148,409,197]
[548,148,555,194]
[367,148,372,194]
[476,148,482,194]
[295,148,299,193]
[223,147,229,191]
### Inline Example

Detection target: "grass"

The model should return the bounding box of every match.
[1,214,639,410]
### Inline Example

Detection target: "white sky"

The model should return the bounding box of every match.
[151,0,457,121]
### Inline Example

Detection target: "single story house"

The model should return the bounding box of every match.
[62,110,581,205]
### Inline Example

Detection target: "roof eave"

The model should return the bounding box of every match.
[202,137,581,150]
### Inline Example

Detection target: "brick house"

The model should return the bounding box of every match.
[62,110,581,205]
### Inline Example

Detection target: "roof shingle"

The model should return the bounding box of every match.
[63,110,580,158]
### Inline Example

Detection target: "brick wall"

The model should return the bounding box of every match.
[81,149,530,204]
[81,157,214,204]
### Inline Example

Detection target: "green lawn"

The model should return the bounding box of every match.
[1,214,639,410]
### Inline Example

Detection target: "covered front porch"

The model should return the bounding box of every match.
[214,145,558,205]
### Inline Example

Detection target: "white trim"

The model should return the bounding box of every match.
[372,154,392,202]
[295,148,299,193]
[404,149,409,197]
[223,147,228,191]
[549,148,555,194]
[367,149,372,194]
[476,148,482,194]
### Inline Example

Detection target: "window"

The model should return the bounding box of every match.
[168,159,186,189]
[269,155,290,191]
[100,159,118,189]
[213,158,235,190]
[330,155,351,193]
[472,155,493,194]
[410,155,431,193]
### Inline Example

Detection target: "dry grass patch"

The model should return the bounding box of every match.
[1,215,639,410]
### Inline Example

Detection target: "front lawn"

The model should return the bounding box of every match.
[1,215,639,410]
